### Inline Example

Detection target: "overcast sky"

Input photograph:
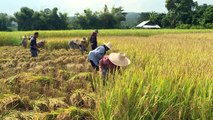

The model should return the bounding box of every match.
[0,0,212,16]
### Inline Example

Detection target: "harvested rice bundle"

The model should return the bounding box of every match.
[70,90,96,109]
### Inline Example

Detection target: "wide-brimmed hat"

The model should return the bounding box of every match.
[109,53,131,66]
[104,42,112,49]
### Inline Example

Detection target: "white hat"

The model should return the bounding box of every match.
[104,42,112,49]
[109,53,131,66]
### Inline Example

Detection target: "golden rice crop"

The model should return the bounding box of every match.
[0,46,94,119]
[0,30,212,119]
[95,33,213,120]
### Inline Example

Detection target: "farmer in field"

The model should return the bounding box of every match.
[21,35,28,48]
[79,37,89,54]
[88,42,112,71]
[68,37,88,54]
[90,29,98,50]
[69,39,80,49]
[30,32,40,57]
[99,52,131,85]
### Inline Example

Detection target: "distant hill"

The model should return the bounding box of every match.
[125,12,140,22]
[122,12,140,28]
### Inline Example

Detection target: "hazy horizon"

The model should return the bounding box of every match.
[0,0,212,16]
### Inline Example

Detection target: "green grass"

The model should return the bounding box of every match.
[1,29,213,47]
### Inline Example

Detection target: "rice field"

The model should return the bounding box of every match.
[0,30,213,120]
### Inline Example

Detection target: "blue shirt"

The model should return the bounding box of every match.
[88,46,106,66]
[30,37,37,50]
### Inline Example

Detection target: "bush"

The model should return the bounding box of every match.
[176,24,191,29]
[205,23,213,29]
[190,25,205,29]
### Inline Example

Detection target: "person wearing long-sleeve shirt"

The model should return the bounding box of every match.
[30,32,39,57]
[90,29,98,50]
[88,42,112,71]
[99,52,131,85]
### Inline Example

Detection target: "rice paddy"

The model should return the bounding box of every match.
[0,30,212,120]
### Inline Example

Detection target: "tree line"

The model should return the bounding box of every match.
[0,5,125,31]
[0,13,14,31]
[0,0,213,31]
[14,7,68,30]
[138,0,213,29]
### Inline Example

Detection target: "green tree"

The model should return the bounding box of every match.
[75,9,100,29]
[14,7,34,30]
[203,5,213,24]
[99,12,116,29]
[138,12,150,23]
[111,6,126,28]
[0,13,9,31]
[99,5,116,29]
[31,11,43,30]
[73,5,125,29]
[191,4,213,28]
[165,0,196,27]
[14,7,68,30]
[149,12,158,23]
[39,8,68,30]
[191,3,205,25]
[0,13,15,31]
[161,13,172,28]
[149,12,167,28]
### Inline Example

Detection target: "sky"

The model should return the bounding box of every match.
[0,0,212,16]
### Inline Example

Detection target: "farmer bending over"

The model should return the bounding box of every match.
[88,42,112,71]
[68,37,88,54]
[30,32,40,57]
[79,37,89,54]
[99,52,131,85]
[68,39,80,49]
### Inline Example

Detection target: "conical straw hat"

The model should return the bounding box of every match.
[109,52,131,66]
[104,42,112,49]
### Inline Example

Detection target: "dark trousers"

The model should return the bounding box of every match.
[90,60,99,71]
[30,49,38,57]
[91,44,97,50]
